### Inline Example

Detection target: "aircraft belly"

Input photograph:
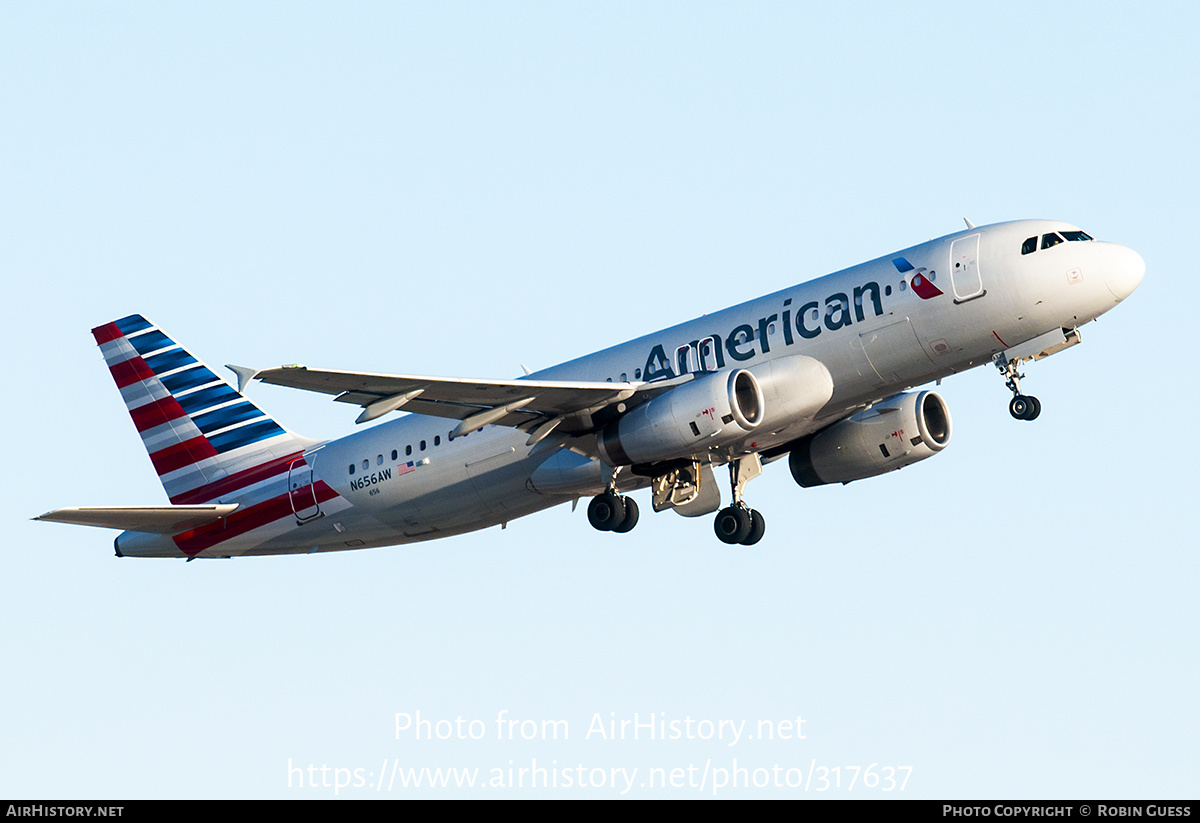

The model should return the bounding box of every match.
[379,460,482,535]
[465,445,538,518]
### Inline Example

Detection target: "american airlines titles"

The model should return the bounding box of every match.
[641,281,885,381]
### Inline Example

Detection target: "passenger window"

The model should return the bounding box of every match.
[406,445,412,456]
[1021,236,1037,255]
[1041,233,1064,250]
[377,454,383,465]
[362,459,369,471]
[420,440,426,451]
[391,449,398,460]
[434,436,441,446]
[349,464,355,475]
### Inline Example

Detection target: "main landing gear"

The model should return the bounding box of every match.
[714,455,766,546]
[586,455,769,545]
[994,352,1041,421]
[587,490,639,533]
[713,505,765,545]
[587,466,640,534]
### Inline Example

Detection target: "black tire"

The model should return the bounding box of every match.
[714,506,752,544]
[612,497,639,533]
[741,509,766,545]
[1026,396,1041,420]
[587,493,626,531]
[1009,395,1031,420]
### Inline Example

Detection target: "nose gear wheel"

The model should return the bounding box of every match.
[995,353,1042,422]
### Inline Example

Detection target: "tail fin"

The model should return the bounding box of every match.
[92,314,316,504]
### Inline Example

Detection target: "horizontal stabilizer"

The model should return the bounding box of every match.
[34,505,239,533]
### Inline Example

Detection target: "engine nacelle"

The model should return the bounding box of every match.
[789,390,951,487]
[598,369,764,466]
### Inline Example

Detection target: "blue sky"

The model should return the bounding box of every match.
[3,1,1196,798]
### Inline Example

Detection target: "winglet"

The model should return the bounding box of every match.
[226,364,262,393]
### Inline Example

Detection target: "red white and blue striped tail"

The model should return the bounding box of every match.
[92,314,315,505]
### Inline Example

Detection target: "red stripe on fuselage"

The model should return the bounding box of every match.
[129,396,188,433]
[148,436,220,476]
[169,451,305,505]
[172,481,340,556]
[109,356,155,389]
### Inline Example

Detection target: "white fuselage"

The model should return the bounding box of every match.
[115,219,1144,557]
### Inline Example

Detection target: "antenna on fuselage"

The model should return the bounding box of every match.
[963,218,976,229]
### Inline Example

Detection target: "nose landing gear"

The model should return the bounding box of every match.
[995,352,1041,421]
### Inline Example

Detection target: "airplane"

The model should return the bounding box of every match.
[35,219,1144,558]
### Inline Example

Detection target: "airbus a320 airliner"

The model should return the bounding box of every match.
[37,219,1144,557]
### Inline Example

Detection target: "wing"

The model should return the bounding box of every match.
[240,364,693,443]
[34,505,239,533]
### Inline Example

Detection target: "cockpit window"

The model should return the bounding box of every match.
[1041,233,1065,250]
[1061,230,1093,242]
[1021,236,1037,255]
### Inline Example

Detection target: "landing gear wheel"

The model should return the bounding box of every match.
[612,497,639,533]
[741,509,766,545]
[1009,394,1041,421]
[714,506,753,545]
[587,492,626,532]
[1009,395,1032,420]
[1025,395,1041,420]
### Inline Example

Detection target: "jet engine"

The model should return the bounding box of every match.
[597,369,764,466]
[788,390,951,487]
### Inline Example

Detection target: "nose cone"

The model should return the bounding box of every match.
[1105,244,1145,302]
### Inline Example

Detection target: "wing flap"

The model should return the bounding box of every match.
[34,505,240,534]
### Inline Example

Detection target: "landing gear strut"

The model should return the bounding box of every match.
[714,455,766,546]
[994,352,1041,421]
[587,466,640,534]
